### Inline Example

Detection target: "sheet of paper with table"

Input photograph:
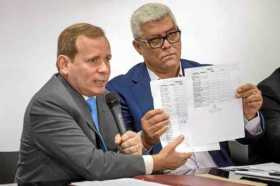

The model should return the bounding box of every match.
[150,64,245,152]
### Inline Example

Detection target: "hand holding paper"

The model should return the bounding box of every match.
[141,109,169,149]
[152,135,192,171]
[236,83,263,120]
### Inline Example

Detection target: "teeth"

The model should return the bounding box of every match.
[95,80,106,84]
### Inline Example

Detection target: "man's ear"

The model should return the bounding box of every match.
[133,40,144,56]
[56,55,71,76]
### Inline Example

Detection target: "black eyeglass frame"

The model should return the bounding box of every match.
[135,28,181,49]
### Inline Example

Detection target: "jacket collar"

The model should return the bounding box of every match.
[131,63,151,84]
[56,74,99,134]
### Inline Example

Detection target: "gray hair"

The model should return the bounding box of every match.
[130,3,177,39]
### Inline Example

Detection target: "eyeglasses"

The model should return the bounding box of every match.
[136,29,181,49]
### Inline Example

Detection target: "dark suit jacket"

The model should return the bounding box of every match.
[250,68,280,163]
[16,74,145,184]
[107,59,236,167]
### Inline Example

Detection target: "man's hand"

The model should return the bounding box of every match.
[115,131,143,155]
[141,109,169,149]
[152,135,192,171]
[236,83,263,120]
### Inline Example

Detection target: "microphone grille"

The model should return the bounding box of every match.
[105,92,120,108]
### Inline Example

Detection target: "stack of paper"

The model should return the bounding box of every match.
[223,163,280,182]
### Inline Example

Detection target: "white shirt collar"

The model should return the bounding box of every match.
[146,62,183,80]
[83,95,96,100]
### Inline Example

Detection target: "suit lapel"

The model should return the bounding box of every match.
[57,74,99,136]
[131,64,154,114]
[96,95,118,150]
[74,97,99,135]
[96,95,105,136]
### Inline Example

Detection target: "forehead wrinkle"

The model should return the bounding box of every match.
[141,17,176,38]
[75,36,111,58]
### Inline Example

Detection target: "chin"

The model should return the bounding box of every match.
[163,59,179,68]
[91,87,106,96]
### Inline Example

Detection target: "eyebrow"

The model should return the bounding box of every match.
[106,54,112,60]
[146,27,178,39]
[85,56,98,62]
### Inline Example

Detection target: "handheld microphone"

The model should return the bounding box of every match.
[105,92,127,134]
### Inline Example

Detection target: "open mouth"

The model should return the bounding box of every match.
[94,80,107,86]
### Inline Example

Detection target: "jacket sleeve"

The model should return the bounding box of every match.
[257,83,280,156]
[29,97,145,180]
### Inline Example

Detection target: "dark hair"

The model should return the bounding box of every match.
[57,23,105,59]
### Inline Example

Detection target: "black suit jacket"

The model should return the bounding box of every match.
[251,68,280,163]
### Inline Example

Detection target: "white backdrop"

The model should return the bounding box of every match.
[1,0,280,151]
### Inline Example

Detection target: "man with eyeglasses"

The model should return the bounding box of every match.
[107,3,264,174]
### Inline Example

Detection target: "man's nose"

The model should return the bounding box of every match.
[161,38,172,49]
[97,61,110,73]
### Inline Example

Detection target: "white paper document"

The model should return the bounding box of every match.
[150,64,245,152]
[72,178,166,186]
[185,65,245,145]
[223,162,280,181]
[150,77,220,152]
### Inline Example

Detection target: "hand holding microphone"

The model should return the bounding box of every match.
[106,92,143,155]
[114,131,143,155]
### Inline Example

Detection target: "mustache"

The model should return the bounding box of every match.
[162,53,176,58]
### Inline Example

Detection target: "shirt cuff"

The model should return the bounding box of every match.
[138,131,153,154]
[142,155,153,175]
[244,112,263,136]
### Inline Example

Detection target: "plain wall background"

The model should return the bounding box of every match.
[1,0,280,151]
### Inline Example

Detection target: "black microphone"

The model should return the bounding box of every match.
[105,92,127,134]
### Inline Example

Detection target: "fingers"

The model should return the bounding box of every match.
[119,131,142,151]
[244,97,262,110]
[120,135,139,149]
[120,131,136,141]
[236,88,259,98]
[236,83,262,105]
[121,144,142,155]
[236,84,260,97]
[178,152,192,161]
[236,83,256,94]
[237,83,262,106]
[141,109,170,146]
[147,120,169,134]
[153,125,169,139]
[243,94,262,104]
[165,135,184,152]
[237,84,263,120]
[141,109,169,136]
[142,109,169,123]
[114,134,121,145]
